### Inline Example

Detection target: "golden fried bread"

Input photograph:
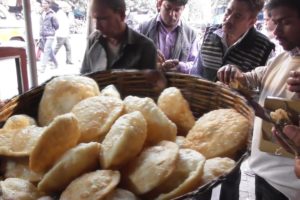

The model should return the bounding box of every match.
[148,149,205,200]
[201,157,235,184]
[123,141,179,195]
[59,170,120,200]
[124,96,177,145]
[2,157,43,183]
[3,114,36,130]
[270,108,291,125]
[175,136,186,148]
[0,178,40,200]
[38,75,100,126]
[100,111,147,169]
[100,84,121,99]
[103,188,138,200]
[38,142,101,194]
[183,108,250,158]
[0,126,44,157]
[157,87,195,135]
[30,113,80,173]
[71,96,124,142]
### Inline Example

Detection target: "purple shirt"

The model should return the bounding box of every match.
[156,16,199,74]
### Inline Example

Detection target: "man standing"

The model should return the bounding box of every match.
[139,0,199,73]
[192,0,275,81]
[217,0,300,199]
[39,0,59,72]
[80,0,157,74]
[54,4,73,65]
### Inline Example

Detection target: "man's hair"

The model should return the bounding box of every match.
[91,0,126,12]
[165,0,188,6]
[266,0,300,17]
[235,0,264,16]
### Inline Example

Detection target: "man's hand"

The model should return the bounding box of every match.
[273,125,300,178]
[287,71,300,97]
[0,100,5,109]
[161,59,179,71]
[217,64,245,85]
[157,50,165,66]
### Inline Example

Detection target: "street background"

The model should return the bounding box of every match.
[0,0,231,100]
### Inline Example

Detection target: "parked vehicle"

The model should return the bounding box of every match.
[0,4,25,43]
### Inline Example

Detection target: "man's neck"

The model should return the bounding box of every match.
[106,23,126,45]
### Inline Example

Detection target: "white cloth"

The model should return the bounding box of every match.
[246,52,300,200]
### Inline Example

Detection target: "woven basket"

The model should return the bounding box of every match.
[0,70,254,199]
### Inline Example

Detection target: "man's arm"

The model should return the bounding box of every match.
[140,41,157,69]
[177,37,200,74]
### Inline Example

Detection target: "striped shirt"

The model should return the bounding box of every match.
[194,25,275,81]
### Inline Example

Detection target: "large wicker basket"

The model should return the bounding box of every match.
[0,70,254,199]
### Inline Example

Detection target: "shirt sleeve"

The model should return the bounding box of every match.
[177,36,201,74]
[244,66,267,90]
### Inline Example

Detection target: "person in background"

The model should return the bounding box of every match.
[217,0,300,199]
[138,0,199,73]
[191,0,274,81]
[262,3,284,57]
[80,0,157,74]
[54,4,73,65]
[39,0,59,72]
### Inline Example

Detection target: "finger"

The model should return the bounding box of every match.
[230,66,237,83]
[283,125,300,146]
[172,59,179,66]
[157,50,165,61]
[217,67,225,83]
[295,157,300,178]
[272,128,294,154]
[224,65,233,84]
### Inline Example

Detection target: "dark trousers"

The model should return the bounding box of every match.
[255,175,288,200]
[217,170,288,200]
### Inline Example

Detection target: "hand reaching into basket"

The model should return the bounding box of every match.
[217,64,247,86]
[273,125,300,178]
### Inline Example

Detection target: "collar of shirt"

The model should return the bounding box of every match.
[214,27,250,50]
[99,25,134,48]
[156,15,182,33]
[289,47,300,57]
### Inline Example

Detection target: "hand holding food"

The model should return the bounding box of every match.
[217,64,245,85]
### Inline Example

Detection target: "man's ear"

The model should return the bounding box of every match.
[120,9,126,21]
[249,16,257,27]
[157,0,163,11]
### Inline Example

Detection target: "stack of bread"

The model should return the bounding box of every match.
[0,75,251,200]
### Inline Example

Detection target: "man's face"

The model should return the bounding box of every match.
[271,6,300,51]
[92,4,125,38]
[159,1,185,28]
[222,0,256,38]
[263,10,276,33]
[41,0,50,10]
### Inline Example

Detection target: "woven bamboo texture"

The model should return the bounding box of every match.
[0,70,254,198]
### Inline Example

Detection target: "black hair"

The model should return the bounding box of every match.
[235,0,264,16]
[265,0,300,17]
[165,0,188,6]
[91,0,126,13]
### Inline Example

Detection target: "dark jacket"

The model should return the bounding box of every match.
[197,24,275,81]
[139,16,197,62]
[80,26,157,74]
[39,9,59,37]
